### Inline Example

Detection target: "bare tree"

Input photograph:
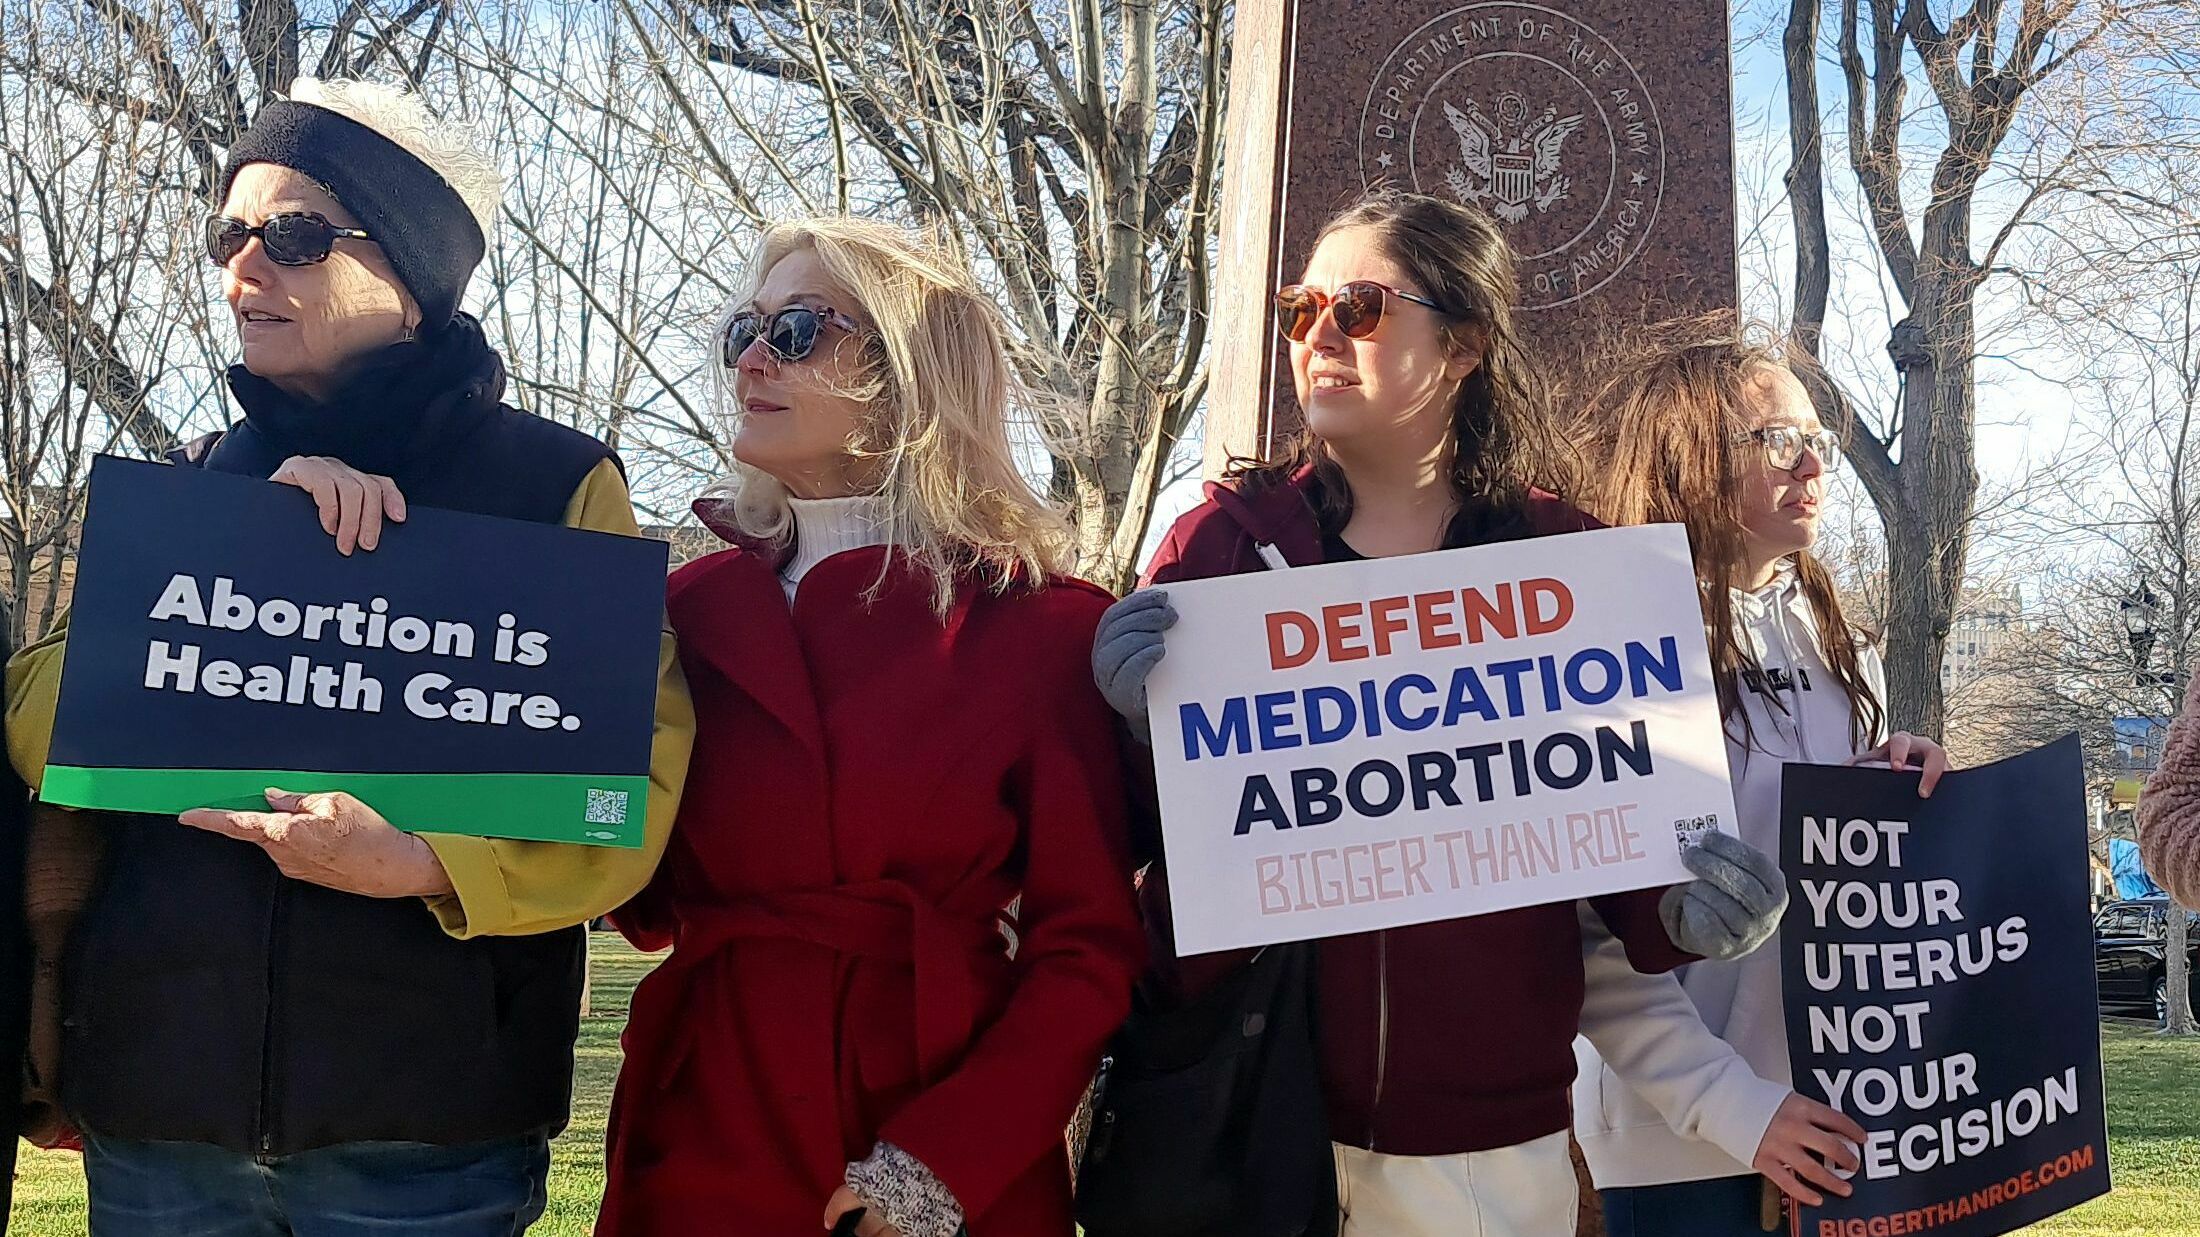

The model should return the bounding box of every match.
[1975,167,2200,1029]
[4,0,1232,606]
[0,0,469,636]
[1781,0,2200,737]
[0,0,233,641]
[496,0,1231,586]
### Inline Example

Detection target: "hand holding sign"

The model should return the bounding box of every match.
[1848,731,1952,797]
[1755,1091,1866,1207]
[1660,828,1789,960]
[1091,588,1176,741]
[270,455,409,556]
[181,788,456,898]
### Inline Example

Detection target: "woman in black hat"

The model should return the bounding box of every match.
[2,77,692,1235]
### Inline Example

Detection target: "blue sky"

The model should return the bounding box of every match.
[1141,7,2113,569]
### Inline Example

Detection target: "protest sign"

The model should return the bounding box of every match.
[1781,735,2110,1237]
[40,455,667,848]
[1146,523,1736,955]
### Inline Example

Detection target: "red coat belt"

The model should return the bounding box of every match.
[627,879,1006,1095]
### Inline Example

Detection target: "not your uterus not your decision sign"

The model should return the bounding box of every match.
[1781,736,2110,1237]
[1145,523,1736,955]
[39,456,667,847]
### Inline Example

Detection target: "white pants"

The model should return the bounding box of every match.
[1334,1130,1578,1237]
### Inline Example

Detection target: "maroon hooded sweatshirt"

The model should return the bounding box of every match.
[1134,461,1695,1157]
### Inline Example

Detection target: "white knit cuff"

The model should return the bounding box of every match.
[845,1141,964,1237]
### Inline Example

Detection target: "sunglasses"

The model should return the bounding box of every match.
[722,304,864,367]
[1274,281,1449,342]
[205,212,375,268]
[1736,425,1844,474]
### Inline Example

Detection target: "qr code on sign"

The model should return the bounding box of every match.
[1671,812,1719,856]
[585,789,630,827]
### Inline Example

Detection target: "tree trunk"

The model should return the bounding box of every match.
[1880,509,1949,738]
[1074,0,1159,589]
[2168,898,2193,1036]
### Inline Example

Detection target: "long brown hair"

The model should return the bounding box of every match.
[1575,310,1884,749]
[1234,190,1575,537]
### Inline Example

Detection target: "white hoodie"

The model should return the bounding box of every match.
[1571,564,1887,1188]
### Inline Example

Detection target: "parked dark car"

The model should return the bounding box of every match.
[2094,897,2200,1023]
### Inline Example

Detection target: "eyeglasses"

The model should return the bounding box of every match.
[1736,426,1843,474]
[205,213,374,268]
[1273,281,1449,342]
[722,304,864,367]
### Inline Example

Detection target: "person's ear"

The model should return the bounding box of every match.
[1444,324,1488,384]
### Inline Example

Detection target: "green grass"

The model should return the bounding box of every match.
[8,940,2199,1235]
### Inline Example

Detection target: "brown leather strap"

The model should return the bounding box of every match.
[1759,1176,1784,1231]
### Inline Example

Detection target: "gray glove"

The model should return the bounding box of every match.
[1092,588,1176,743]
[1660,829,1788,960]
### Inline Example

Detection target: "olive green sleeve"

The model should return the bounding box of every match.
[4,610,69,790]
[418,459,695,938]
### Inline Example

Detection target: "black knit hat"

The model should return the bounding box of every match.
[220,98,486,333]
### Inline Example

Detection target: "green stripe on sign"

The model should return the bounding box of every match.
[37,766,649,848]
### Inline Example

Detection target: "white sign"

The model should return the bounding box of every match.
[1148,524,1735,955]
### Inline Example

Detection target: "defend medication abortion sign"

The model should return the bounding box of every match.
[1146,523,1736,955]
[40,456,667,848]
[1781,736,2111,1237]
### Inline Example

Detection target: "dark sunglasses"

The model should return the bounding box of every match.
[722,304,864,367]
[1274,280,1449,342]
[205,212,375,268]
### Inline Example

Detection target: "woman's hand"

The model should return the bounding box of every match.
[179,789,455,899]
[824,1188,904,1237]
[270,455,408,555]
[1660,829,1787,960]
[1753,1092,1865,1206]
[1093,588,1175,742]
[1849,731,1952,797]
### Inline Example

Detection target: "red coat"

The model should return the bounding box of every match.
[600,542,1144,1236]
[1136,463,1695,1156]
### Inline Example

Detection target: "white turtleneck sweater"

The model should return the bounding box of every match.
[781,494,891,600]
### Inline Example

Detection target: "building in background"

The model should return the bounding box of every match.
[1941,581,2026,689]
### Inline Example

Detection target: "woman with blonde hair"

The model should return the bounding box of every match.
[598,217,1144,1237]
[1567,311,1951,1236]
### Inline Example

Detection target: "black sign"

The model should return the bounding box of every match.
[42,456,667,847]
[1780,735,2110,1236]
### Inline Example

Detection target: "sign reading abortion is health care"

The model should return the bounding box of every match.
[1146,523,1736,955]
[1781,736,2110,1237]
[41,456,667,848]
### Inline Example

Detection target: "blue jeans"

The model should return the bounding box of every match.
[83,1133,550,1237]
[1601,1174,1768,1237]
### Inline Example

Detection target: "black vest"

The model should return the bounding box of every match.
[62,362,614,1154]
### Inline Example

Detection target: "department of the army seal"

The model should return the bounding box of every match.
[1359,2,1667,310]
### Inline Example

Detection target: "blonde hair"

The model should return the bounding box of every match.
[700,216,1075,614]
[287,77,501,241]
